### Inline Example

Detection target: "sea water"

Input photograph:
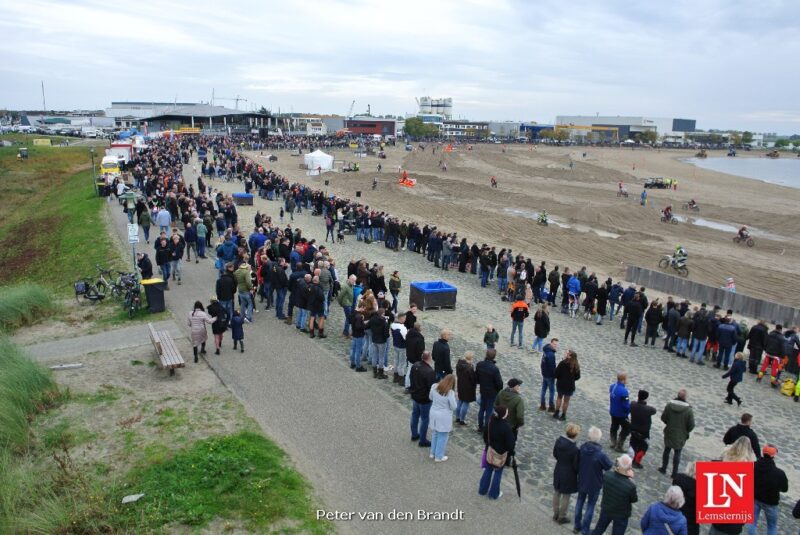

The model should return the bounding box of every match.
[686,157,800,189]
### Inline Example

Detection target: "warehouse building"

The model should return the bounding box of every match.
[555,115,696,142]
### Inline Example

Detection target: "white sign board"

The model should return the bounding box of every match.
[127,223,139,244]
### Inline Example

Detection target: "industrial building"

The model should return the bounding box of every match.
[441,120,489,138]
[555,115,696,142]
[344,117,397,136]
[417,97,453,120]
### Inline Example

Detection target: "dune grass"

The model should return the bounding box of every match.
[0,283,58,332]
[0,337,60,453]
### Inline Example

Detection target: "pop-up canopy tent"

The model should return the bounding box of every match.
[304,149,334,174]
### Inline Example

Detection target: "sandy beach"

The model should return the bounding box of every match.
[248,144,800,308]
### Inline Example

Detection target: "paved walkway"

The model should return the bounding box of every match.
[22,319,180,360]
[106,207,551,533]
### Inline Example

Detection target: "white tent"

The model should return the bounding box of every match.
[304,149,334,174]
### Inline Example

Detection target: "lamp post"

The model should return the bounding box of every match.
[90,148,97,196]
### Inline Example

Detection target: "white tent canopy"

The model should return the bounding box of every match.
[304,149,334,173]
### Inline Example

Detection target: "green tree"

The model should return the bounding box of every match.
[741,131,753,144]
[774,139,790,148]
[554,129,570,142]
[641,131,657,144]
[404,117,439,138]
[729,132,742,145]
[539,129,555,140]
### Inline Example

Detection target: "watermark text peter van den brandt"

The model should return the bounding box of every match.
[316,509,465,522]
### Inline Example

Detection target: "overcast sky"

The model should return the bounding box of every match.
[1,0,798,133]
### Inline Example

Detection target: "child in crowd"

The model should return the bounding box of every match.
[231,309,245,353]
[484,324,499,349]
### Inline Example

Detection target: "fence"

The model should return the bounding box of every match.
[625,266,800,326]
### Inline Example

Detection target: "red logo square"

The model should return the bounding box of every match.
[696,461,754,524]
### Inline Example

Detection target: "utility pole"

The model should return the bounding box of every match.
[41,80,47,111]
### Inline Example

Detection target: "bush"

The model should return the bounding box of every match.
[0,337,57,452]
[0,283,57,331]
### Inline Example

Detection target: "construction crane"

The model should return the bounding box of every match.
[215,95,249,110]
[347,100,355,119]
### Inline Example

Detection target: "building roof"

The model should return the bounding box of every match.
[141,104,268,120]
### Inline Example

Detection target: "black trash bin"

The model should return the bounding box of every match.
[141,278,166,313]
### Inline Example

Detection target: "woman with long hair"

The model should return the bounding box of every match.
[553,350,581,421]
[429,374,458,462]
[531,303,550,353]
[207,297,227,355]
[188,300,215,363]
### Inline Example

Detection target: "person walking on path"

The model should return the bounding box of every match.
[539,338,558,412]
[629,389,657,469]
[509,298,529,348]
[234,263,254,322]
[552,423,581,525]
[475,349,503,432]
[640,486,688,535]
[658,389,695,479]
[574,426,613,535]
[531,303,550,352]
[478,405,516,500]
[591,454,638,535]
[553,349,580,421]
[608,373,631,453]
[496,378,524,438]
[673,462,699,535]
[409,351,436,447]
[723,413,761,458]
[428,374,458,462]
[722,352,746,406]
[230,309,245,352]
[748,445,788,535]
[455,352,477,425]
[188,301,215,363]
[207,297,227,355]
[138,206,152,244]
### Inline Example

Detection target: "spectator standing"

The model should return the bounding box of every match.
[640,486,688,535]
[658,389,695,479]
[748,445,788,535]
[574,426,613,535]
[496,378,524,438]
[455,352,477,425]
[629,389,657,469]
[539,338,559,412]
[475,349,503,432]
[478,405,516,500]
[409,351,436,448]
[673,462,699,535]
[428,374,457,462]
[591,454,638,535]
[432,329,453,380]
[723,413,761,458]
[552,423,581,525]
[553,349,580,421]
[608,373,631,453]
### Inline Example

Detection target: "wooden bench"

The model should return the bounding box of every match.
[148,323,185,376]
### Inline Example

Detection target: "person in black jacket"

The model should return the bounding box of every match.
[552,423,581,524]
[623,294,643,346]
[270,257,290,320]
[673,463,699,535]
[349,309,367,372]
[404,323,425,389]
[644,301,663,346]
[475,349,503,432]
[723,413,761,459]
[663,303,680,351]
[553,350,580,421]
[306,275,326,339]
[629,390,657,469]
[409,351,436,447]
[746,319,768,374]
[215,263,237,326]
[479,405,516,500]
[369,308,390,379]
[757,324,786,386]
[136,252,153,279]
[751,445,788,535]
[431,329,452,380]
[154,236,172,288]
[207,297,228,355]
[293,274,311,332]
[689,306,709,364]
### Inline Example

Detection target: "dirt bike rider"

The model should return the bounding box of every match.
[687,199,697,210]
[673,245,687,267]
[662,205,673,221]
[738,225,749,239]
[538,210,549,224]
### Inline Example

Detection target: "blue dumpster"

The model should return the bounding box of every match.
[409,281,457,311]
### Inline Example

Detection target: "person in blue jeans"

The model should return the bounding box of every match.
[539,338,558,411]
[574,426,613,535]
[479,405,516,500]
[509,299,529,348]
[475,349,503,431]
[748,444,788,535]
[409,352,436,447]
[591,454,637,535]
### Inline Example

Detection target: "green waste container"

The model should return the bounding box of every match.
[141,278,166,313]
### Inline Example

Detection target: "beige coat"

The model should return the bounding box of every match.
[188,310,215,347]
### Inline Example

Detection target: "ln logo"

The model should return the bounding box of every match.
[696,462,754,524]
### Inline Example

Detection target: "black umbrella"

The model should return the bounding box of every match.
[511,455,521,501]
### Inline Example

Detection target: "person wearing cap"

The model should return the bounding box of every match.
[629,389,657,469]
[749,445,788,535]
[495,378,524,437]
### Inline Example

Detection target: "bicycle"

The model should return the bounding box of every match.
[96,264,136,298]
[122,281,142,318]
[74,278,106,305]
